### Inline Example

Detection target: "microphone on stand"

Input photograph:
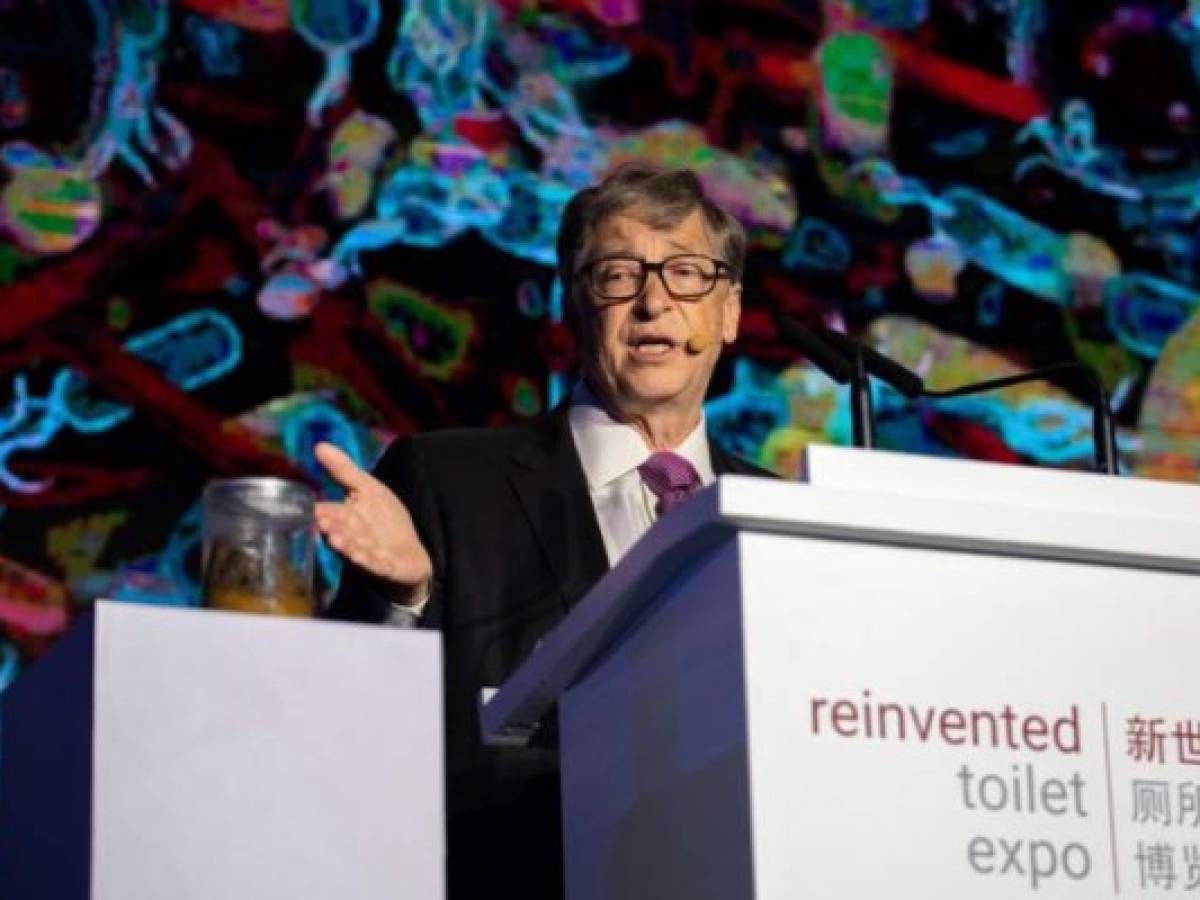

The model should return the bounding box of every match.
[811,325,923,399]
[776,316,1120,475]
[773,317,854,384]
[774,316,876,449]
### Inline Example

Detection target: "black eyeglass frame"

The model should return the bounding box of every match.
[576,253,738,305]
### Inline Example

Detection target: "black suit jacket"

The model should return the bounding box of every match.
[327,404,773,897]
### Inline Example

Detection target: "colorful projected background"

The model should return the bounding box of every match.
[1,0,1199,679]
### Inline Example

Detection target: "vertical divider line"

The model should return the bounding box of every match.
[1102,701,1121,894]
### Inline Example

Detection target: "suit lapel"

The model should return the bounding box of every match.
[508,406,610,611]
[710,438,746,475]
[710,437,777,478]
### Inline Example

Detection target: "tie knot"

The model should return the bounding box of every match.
[638,452,702,517]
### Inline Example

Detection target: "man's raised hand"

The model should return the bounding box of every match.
[313,442,433,604]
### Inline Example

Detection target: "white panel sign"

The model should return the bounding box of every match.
[91,603,444,900]
[742,532,1200,897]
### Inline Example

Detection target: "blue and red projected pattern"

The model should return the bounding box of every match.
[1,0,1199,671]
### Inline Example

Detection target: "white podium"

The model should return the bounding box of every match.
[0,602,444,900]
[485,446,1200,899]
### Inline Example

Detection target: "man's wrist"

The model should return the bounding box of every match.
[401,576,432,610]
[381,574,430,609]
[381,576,431,628]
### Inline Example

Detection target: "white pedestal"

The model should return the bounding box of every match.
[1,601,444,900]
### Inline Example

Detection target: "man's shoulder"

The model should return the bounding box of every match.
[408,420,538,452]
[379,414,560,472]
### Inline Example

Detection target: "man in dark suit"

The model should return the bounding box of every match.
[316,164,772,898]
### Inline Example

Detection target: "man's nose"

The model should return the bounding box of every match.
[634,270,672,317]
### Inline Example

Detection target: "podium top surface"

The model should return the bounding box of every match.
[801,443,1200,520]
[481,448,1200,745]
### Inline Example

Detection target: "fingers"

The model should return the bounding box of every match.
[314,442,369,492]
[316,501,395,575]
[313,500,338,534]
[315,501,371,568]
[313,486,432,586]
[314,500,360,540]
[314,500,347,548]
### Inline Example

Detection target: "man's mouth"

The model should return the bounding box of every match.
[629,336,678,358]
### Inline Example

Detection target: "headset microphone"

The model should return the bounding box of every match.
[685,333,710,354]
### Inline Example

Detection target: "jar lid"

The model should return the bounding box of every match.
[203,477,315,527]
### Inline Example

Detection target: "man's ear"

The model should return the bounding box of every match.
[721,282,742,346]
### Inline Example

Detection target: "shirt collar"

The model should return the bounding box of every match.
[567,381,715,490]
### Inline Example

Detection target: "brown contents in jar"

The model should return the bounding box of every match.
[203,538,314,617]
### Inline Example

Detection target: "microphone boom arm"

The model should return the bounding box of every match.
[774,316,1119,475]
[924,362,1119,475]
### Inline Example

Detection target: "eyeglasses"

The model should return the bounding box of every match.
[578,254,735,304]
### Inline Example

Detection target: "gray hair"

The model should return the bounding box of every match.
[555,164,746,332]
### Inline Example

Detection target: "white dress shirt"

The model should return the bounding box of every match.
[568,383,715,566]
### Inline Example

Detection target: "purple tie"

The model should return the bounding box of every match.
[638,452,702,517]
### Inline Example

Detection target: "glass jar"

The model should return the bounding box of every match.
[201,477,317,617]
